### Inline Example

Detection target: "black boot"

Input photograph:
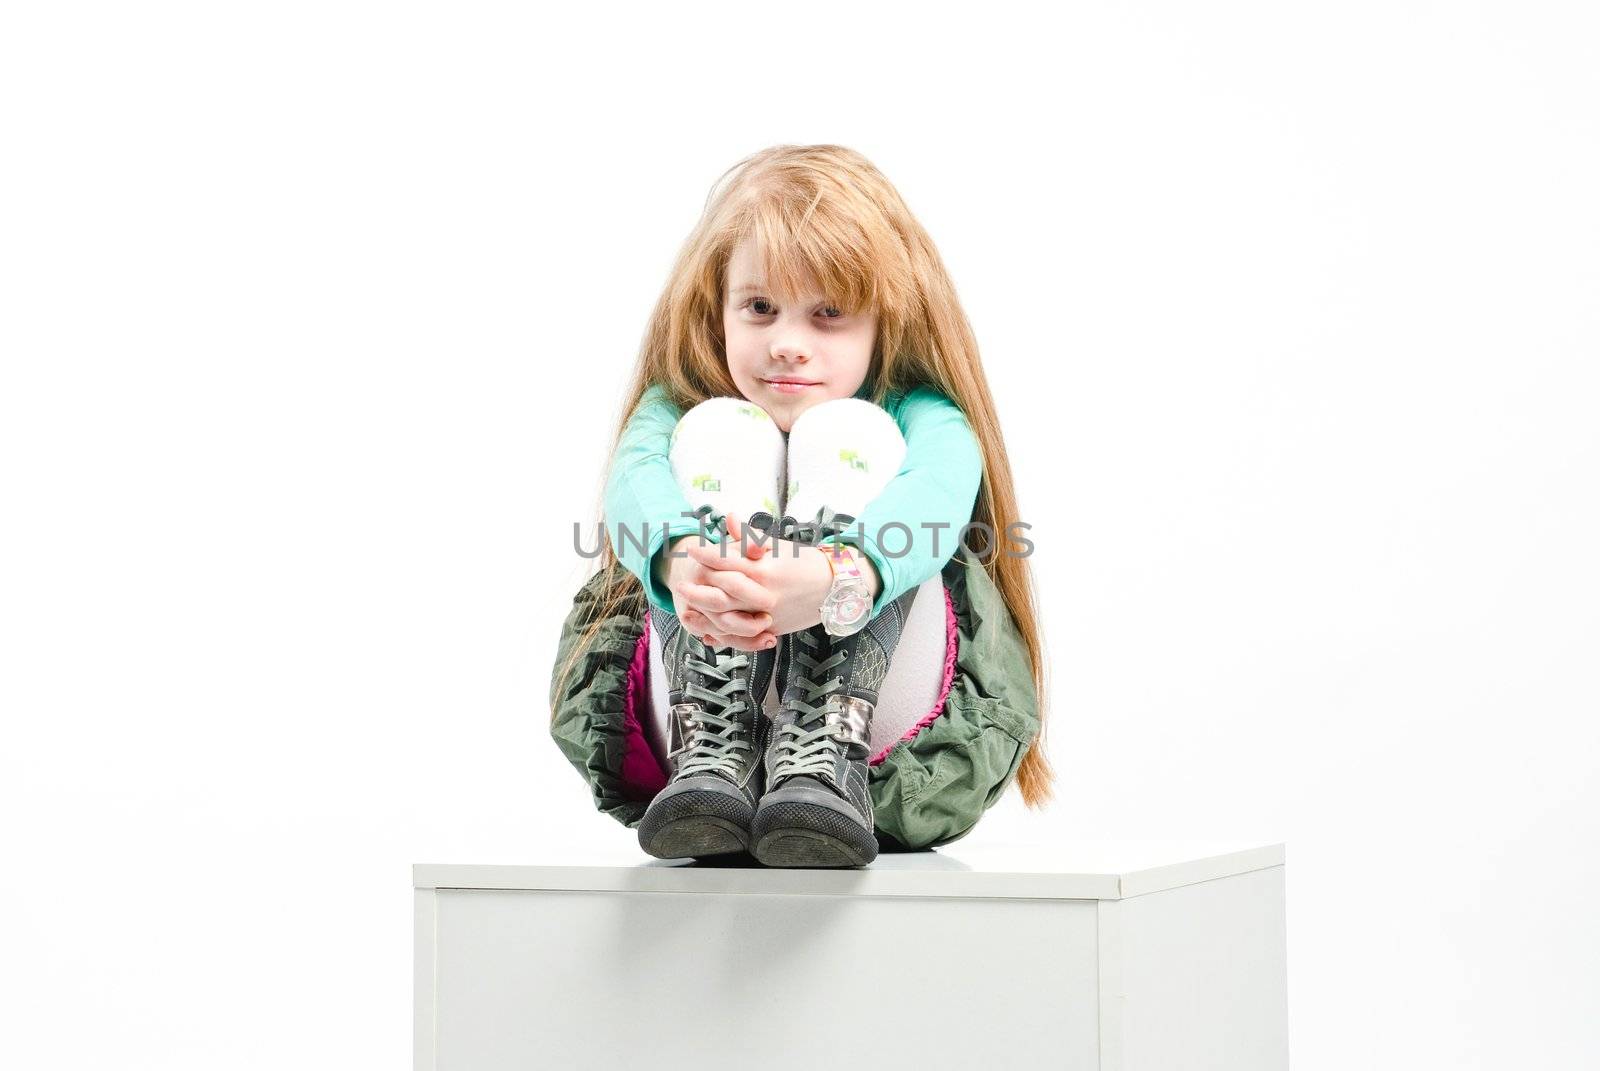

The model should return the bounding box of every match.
[636,509,778,860]
[747,506,919,867]
[751,587,919,867]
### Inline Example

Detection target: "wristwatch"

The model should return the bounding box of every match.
[817,542,873,637]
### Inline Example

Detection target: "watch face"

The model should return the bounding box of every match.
[835,594,868,626]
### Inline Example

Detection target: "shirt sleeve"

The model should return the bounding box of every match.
[820,385,984,618]
[602,384,711,614]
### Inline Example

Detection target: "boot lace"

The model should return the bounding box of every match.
[687,502,729,542]
[770,627,851,783]
[673,642,758,779]
[750,505,865,784]
[670,503,758,779]
[748,505,856,549]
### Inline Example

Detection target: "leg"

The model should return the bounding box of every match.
[861,574,951,761]
[646,397,785,771]
[779,395,937,759]
[637,398,786,859]
[750,398,926,868]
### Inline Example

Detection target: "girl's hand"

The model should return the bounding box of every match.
[663,513,779,651]
[685,525,881,647]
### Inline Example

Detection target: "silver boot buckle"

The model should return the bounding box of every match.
[823,695,873,753]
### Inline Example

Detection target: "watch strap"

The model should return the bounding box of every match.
[818,541,863,580]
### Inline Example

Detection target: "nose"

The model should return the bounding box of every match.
[770,333,811,364]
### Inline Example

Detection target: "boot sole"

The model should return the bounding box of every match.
[753,829,873,868]
[639,815,750,860]
[637,787,754,860]
[751,802,878,868]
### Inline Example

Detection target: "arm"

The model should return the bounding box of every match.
[603,388,791,648]
[821,385,984,618]
[602,384,714,614]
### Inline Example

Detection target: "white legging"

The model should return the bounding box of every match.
[644,396,951,768]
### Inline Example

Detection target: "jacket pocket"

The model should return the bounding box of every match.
[870,687,1035,851]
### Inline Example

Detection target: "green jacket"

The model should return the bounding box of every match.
[549,546,1038,852]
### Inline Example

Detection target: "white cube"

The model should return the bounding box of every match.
[414,841,1288,1070]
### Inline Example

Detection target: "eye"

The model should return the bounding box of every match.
[748,298,775,315]
[819,305,843,319]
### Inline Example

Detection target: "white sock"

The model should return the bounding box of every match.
[783,397,907,522]
[669,396,787,523]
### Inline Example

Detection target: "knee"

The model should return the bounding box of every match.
[671,395,784,452]
[788,397,905,454]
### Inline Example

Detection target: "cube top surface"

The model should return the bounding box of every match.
[414,840,1284,900]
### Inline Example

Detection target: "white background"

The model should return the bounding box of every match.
[3,2,1596,1067]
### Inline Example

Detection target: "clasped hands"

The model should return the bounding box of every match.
[658,513,879,652]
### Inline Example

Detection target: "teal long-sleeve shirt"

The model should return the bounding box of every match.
[602,381,985,619]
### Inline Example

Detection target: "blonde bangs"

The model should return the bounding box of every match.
[736,193,911,321]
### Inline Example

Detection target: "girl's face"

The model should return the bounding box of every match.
[721,236,877,433]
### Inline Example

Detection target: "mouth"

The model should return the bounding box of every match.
[763,377,821,393]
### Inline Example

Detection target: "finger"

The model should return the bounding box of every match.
[681,607,775,651]
[702,568,776,614]
[699,628,750,651]
[682,582,739,614]
[723,512,768,560]
[701,613,778,648]
[686,614,724,648]
[681,608,715,639]
[703,608,770,638]
[731,628,779,651]
[687,542,763,574]
[716,631,770,652]
[682,606,729,635]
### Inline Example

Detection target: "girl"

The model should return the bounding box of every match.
[550,144,1051,867]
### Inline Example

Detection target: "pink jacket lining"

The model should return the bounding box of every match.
[618,585,960,798]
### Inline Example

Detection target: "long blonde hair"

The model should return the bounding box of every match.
[553,144,1055,807]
